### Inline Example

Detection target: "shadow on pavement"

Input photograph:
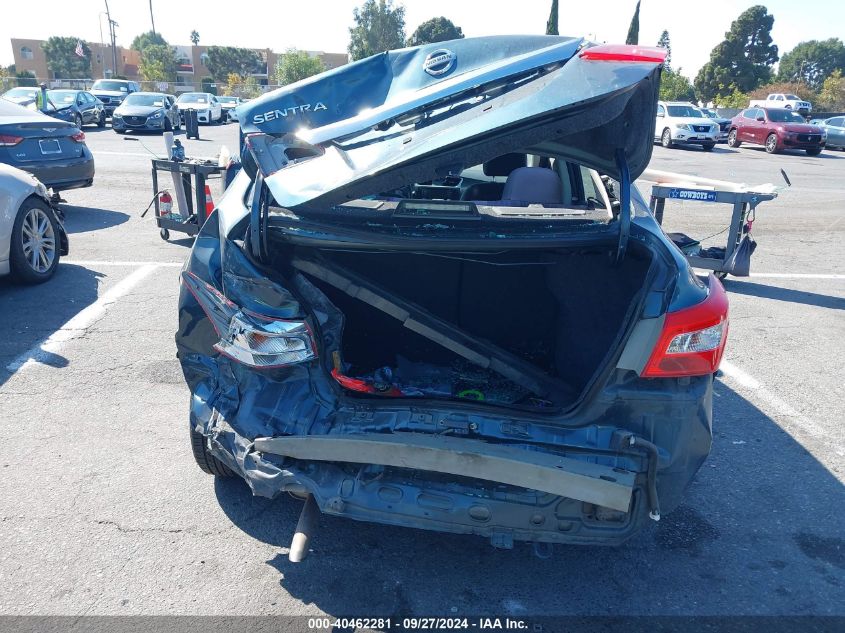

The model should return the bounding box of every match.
[214,383,845,616]
[0,264,103,388]
[725,279,845,310]
[60,204,131,234]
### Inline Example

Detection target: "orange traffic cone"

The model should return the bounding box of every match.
[204,184,215,215]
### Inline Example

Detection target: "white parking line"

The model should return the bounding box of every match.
[6,264,160,373]
[719,360,824,441]
[749,273,845,280]
[63,260,183,267]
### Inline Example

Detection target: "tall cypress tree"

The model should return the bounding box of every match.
[626,1,641,45]
[546,0,559,36]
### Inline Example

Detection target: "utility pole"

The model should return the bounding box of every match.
[149,0,156,35]
[104,0,118,77]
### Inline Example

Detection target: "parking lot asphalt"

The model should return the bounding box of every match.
[0,125,843,617]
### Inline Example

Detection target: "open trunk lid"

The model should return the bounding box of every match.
[239,37,665,206]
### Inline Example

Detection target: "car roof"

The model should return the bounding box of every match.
[129,91,171,97]
[0,98,74,123]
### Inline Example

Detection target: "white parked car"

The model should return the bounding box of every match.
[748,93,812,114]
[0,164,68,283]
[217,96,244,122]
[175,92,223,124]
[655,101,719,151]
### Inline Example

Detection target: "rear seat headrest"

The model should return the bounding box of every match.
[483,153,528,177]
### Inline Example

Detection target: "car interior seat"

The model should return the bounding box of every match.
[461,153,527,201]
[501,167,563,205]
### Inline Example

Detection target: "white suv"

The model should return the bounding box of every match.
[655,101,719,151]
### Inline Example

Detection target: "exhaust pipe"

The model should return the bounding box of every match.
[288,494,319,563]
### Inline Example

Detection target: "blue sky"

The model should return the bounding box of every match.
[3,0,843,79]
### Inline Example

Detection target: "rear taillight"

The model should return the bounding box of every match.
[181,271,317,369]
[579,45,668,64]
[0,134,23,146]
[71,131,86,143]
[642,275,729,378]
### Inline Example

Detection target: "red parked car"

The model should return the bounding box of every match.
[728,107,825,155]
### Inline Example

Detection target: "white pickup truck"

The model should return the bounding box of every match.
[748,93,812,114]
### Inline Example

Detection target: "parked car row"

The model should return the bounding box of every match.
[655,100,832,156]
[2,82,247,134]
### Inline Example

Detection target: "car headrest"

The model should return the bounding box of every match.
[502,167,562,205]
[483,153,527,177]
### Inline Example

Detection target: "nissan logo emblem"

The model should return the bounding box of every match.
[423,49,457,77]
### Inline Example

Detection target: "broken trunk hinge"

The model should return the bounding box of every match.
[249,172,270,263]
[613,148,631,266]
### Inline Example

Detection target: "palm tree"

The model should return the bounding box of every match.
[190,30,200,46]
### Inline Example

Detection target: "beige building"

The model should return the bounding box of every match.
[10,38,347,88]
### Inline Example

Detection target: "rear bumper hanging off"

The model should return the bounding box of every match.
[254,432,635,512]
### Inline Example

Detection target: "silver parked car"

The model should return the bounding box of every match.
[0,164,68,283]
[810,116,845,150]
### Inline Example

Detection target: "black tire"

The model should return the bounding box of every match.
[661,128,674,148]
[702,142,715,151]
[97,111,106,128]
[9,197,60,284]
[164,119,172,133]
[114,128,125,134]
[189,426,235,477]
[74,113,83,129]
[727,129,740,147]
[715,271,729,280]
[765,133,779,154]
[806,148,822,156]
[160,228,170,240]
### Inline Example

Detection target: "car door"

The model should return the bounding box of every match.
[748,108,765,144]
[655,104,666,139]
[735,110,752,142]
[827,117,845,147]
[75,93,90,123]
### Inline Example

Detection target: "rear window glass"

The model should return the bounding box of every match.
[666,105,702,118]
[124,94,166,107]
[767,110,804,123]
[177,94,208,104]
[93,81,128,92]
[47,90,77,103]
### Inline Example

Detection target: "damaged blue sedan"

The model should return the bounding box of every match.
[176,36,728,557]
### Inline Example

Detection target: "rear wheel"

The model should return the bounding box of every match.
[189,426,235,477]
[727,129,740,147]
[9,198,60,284]
[661,128,674,148]
[806,148,822,156]
[702,142,715,151]
[765,133,779,153]
[97,111,106,127]
[73,113,83,129]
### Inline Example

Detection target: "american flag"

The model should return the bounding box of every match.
[75,41,85,58]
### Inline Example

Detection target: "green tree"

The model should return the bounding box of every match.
[349,0,406,61]
[139,44,178,82]
[200,76,217,95]
[407,17,464,46]
[42,37,91,79]
[716,87,749,109]
[274,49,326,86]
[190,30,200,46]
[546,0,559,36]
[694,5,778,102]
[15,71,37,87]
[777,39,845,91]
[659,69,695,101]
[657,30,671,71]
[626,1,641,45]
[817,69,845,110]
[204,46,261,82]
[130,30,167,52]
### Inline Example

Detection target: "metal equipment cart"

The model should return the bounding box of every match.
[150,158,225,241]
[643,169,778,279]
